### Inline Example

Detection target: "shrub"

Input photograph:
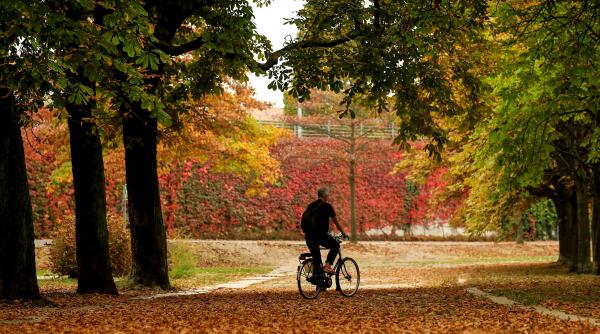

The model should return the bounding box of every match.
[106,216,131,276]
[49,215,131,277]
[48,218,77,278]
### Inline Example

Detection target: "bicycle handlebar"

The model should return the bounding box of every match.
[331,233,349,243]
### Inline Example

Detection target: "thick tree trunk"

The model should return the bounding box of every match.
[0,89,40,300]
[122,108,170,289]
[66,102,117,294]
[574,171,591,273]
[592,194,600,274]
[563,189,578,272]
[592,168,600,274]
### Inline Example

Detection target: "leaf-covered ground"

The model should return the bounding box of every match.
[2,241,600,333]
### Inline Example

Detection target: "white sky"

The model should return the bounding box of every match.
[249,0,304,107]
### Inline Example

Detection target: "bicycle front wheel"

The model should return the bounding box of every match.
[297,259,321,299]
[336,257,360,297]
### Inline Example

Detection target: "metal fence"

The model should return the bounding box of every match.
[257,120,397,139]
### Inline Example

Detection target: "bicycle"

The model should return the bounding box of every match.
[296,233,360,299]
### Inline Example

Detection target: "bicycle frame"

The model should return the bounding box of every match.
[332,249,344,273]
[297,234,359,298]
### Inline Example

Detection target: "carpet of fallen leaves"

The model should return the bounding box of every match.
[2,241,600,333]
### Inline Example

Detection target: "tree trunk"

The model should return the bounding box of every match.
[349,121,357,243]
[592,194,600,274]
[66,101,117,294]
[552,198,569,265]
[122,108,170,289]
[574,171,591,273]
[565,190,578,272]
[0,89,40,300]
[592,167,600,274]
[515,217,525,244]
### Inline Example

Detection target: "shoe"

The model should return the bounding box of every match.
[323,264,335,274]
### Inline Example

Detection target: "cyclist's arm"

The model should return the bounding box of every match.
[331,216,347,236]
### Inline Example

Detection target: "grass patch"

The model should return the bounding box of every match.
[170,266,273,288]
[492,285,600,306]
[37,276,78,288]
[36,269,54,277]
[169,242,197,279]
[37,275,132,290]
[168,242,273,287]
[492,289,543,305]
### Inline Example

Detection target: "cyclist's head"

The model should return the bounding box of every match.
[317,187,330,202]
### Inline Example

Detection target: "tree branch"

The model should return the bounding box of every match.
[156,36,206,56]
[156,28,362,71]
[255,30,363,71]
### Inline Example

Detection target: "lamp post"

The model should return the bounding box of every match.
[297,99,303,138]
[122,184,128,229]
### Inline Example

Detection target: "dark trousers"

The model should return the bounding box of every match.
[305,233,339,274]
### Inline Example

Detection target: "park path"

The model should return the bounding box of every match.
[133,264,296,300]
[133,264,421,301]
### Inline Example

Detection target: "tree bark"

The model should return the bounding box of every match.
[122,108,170,289]
[565,190,578,272]
[515,217,525,244]
[592,167,600,274]
[66,101,117,294]
[0,89,40,300]
[592,194,600,274]
[552,198,569,265]
[574,170,591,273]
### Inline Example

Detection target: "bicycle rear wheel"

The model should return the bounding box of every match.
[336,257,360,297]
[297,259,321,299]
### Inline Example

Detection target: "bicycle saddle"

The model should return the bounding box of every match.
[299,252,312,260]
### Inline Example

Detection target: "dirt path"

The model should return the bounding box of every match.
[133,265,295,300]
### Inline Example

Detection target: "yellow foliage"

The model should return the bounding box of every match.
[158,80,289,195]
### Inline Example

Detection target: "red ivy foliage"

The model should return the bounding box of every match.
[23,109,125,236]
[23,112,461,238]
[163,138,462,238]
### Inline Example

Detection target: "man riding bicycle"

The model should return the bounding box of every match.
[301,187,348,275]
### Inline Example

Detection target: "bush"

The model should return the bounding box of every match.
[48,218,77,278]
[49,215,131,277]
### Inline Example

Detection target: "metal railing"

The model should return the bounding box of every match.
[257,120,397,139]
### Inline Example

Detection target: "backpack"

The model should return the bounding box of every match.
[300,201,324,233]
